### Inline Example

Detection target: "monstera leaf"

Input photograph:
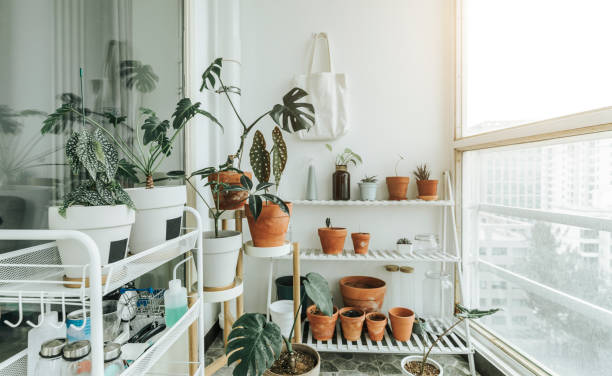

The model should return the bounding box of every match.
[200,57,223,91]
[249,130,270,183]
[303,272,333,316]
[271,127,287,188]
[120,60,159,93]
[226,313,282,376]
[269,87,315,133]
[171,98,223,131]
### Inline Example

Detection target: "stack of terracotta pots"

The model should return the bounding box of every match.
[339,276,386,312]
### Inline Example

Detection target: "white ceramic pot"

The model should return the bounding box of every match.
[400,355,443,376]
[48,205,135,278]
[125,185,186,254]
[264,344,320,376]
[270,300,295,338]
[359,182,378,201]
[397,243,413,254]
[202,230,241,288]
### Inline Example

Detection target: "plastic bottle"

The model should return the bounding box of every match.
[164,279,188,327]
[28,311,67,376]
[34,338,66,376]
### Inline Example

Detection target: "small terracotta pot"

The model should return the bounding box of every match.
[416,180,438,200]
[338,307,366,341]
[245,202,292,247]
[388,307,415,341]
[306,305,339,341]
[318,227,347,254]
[208,171,253,210]
[339,276,386,312]
[351,233,370,254]
[365,312,388,341]
[386,177,410,200]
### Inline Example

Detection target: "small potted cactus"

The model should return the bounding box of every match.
[414,164,438,201]
[359,175,378,201]
[396,238,413,254]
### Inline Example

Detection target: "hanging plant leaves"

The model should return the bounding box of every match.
[249,130,270,183]
[120,60,159,93]
[269,87,315,133]
[271,127,287,188]
[200,57,223,91]
[226,313,282,376]
[303,272,333,317]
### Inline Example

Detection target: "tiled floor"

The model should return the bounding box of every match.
[207,336,481,376]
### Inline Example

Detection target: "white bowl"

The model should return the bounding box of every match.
[400,355,444,376]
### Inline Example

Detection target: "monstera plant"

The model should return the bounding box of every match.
[227,272,333,376]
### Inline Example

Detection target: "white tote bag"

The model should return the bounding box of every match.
[295,32,349,141]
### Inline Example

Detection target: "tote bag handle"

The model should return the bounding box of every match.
[308,32,334,74]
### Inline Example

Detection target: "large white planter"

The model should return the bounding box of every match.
[48,205,135,278]
[125,185,186,254]
[202,230,241,288]
[400,355,444,376]
[270,300,295,338]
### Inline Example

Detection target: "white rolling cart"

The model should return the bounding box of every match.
[0,206,206,376]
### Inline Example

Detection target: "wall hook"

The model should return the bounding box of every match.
[51,293,67,329]
[26,291,46,328]
[72,291,88,331]
[4,291,23,328]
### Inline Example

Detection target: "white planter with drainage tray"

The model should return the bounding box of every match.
[270,300,295,338]
[48,205,135,279]
[400,355,444,376]
[202,230,241,288]
[126,185,186,254]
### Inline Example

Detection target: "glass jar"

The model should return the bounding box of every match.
[414,233,439,252]
[422,271,453,321]
[61,340,91,376]
[332,165,350,200]
[103,342,125,376]
[35,338,67,376]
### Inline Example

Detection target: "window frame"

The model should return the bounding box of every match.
[452,1,612,374]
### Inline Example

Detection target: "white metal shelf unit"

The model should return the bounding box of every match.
[291,199,454,206]
[0,206,205,376]
[273,248,460,262]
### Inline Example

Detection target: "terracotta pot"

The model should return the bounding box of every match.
[339,276,386,312]
[306,305,338,341]
[208,171,253,210]
[365,312,388,341]
[338,307,366,341]
[318,227,347,254]
[386,177,410,200]
[351,233,370,254]
[245,202,292,247]
[388,307,415,341]
[264,343,321,376]
[416,180,438,200]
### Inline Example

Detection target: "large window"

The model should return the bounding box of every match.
[458,1,612,375]
[462,0,612,136]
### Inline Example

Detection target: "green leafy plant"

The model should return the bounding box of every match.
[413,164,431,181]
[249,128,287,190]
[226,272,333,376]
[119,60,159,93]
[201,58,314,167]
[360,175,378,183]
[411,305,500,376]
[325,144,362,167]
[394,154,407,176]
[396,238,412,245]
[57,128,134,216]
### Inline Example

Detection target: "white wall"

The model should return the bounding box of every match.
[240,0,454,313]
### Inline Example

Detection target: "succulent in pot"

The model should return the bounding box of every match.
[413,164,438,201]
[227,272,333,376]
[326,144,361,200]
[401,305,500,376]
[358,175,378,201]
[396,237,413,254]
[201,58,314,210]
[318,218,347,254]
[386,155,410,200]
[46,127,135,283]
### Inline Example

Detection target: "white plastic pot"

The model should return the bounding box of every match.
[202,230,241,288]
[400,355,443,376]
[397,243,413,254]
[48,205,135,278]
[270,300,295,338]
[359,182,378,201]
[125,185,186,254]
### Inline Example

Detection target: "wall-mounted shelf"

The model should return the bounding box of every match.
[290,199,454,207]
[273,248,459,263]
